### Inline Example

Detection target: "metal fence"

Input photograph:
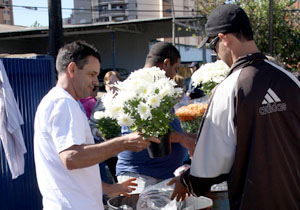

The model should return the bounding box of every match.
[0,56,55,210]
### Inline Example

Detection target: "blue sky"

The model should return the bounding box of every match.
[13,0,74,27]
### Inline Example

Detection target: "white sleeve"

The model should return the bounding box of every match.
[49,98,89,153]
[190,70,241,178]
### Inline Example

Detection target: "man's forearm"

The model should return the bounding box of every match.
[59,136,125,170]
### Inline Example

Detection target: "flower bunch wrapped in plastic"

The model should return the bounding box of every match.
[101,67,182,138]
[191,60,230,95]
[175,103,208,133]
[93,111,121,140]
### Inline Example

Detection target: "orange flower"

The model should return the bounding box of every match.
[175,103,208,122]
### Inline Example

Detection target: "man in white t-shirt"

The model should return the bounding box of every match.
[34,41,159,210]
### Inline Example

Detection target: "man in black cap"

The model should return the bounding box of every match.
[168,4,300,210]
[189,61,199,73]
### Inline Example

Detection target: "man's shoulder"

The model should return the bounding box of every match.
[38,88,76,111]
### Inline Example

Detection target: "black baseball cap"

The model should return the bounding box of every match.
[199,4,253,48]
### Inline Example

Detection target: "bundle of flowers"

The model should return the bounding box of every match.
[191,60,230,95]
[101,67,182,138]
[93,111,121,140]
[175,103,208,133]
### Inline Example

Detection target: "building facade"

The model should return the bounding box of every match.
[66,0,202,54]
[68,0,197,26]
[0,0,14,25]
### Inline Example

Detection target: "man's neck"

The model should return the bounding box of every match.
[232,40,260,64]
[56,74,78,101]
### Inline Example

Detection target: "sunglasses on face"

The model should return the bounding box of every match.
[208,36,220,52]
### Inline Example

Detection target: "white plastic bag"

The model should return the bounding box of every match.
[136,178,177,210]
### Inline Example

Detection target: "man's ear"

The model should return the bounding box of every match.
[67,62,76,78]
[162,58,171,70]
[219,33,231,47]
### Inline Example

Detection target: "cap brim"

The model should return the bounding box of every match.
[199,37,209,49]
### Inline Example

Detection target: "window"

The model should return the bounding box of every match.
[79,19,86,23]
[112,4,126,10]
[101,6,108,10]
[114,16,125,21]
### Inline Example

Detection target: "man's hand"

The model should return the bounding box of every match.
[102,177,138,197]
[170,132,196,156]
[122,132,160,152]
[167,176,190,202]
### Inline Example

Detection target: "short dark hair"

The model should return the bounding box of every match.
[56,40,101,74]
[145,42,180,66]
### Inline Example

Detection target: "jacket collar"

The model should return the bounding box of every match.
[228,52,267,75]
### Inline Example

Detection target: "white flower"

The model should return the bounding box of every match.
[174,87,183,98]
[137,102,152,120]
[191,60,230,87]
[102,91,115,110]
[110,104,122,118]
[136,83,151,96]
[147,95,161,108]
[93,111,106,120]
[117,114,135,127]
[155,78,176,98]
[128,67,166,83]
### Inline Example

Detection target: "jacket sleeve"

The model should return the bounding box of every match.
[180,168,228,196]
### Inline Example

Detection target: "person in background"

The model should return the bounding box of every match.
[34,40,160,210]
[168,4,300,210]
[79,85,99,119]
[104,70,122,94]
[184,61,198,91]
[173,74,189,110]
[186,62,205,100]
[116,42,196,194]
[89,70,123,183]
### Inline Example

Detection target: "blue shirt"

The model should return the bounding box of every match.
[116,114,187,180]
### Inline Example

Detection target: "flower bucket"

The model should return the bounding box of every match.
[107,194,139,210]
[107,194,213,210]
[147,132,171,158]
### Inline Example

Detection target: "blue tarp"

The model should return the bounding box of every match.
[0,55,55,210]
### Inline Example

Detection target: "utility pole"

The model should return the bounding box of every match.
[268,0,274,56]
[48,0,64,61]
[170,0,175,45]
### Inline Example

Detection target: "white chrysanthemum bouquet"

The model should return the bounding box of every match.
[191,60,230,95]
[101,67,182,138]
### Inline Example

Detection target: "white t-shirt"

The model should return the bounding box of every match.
[34,87,103,210]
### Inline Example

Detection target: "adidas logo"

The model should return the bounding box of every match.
[259,88,286,115]
[262,88,281,104]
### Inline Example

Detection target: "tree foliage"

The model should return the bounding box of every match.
[195,0,300,71]
[31,21,42,28]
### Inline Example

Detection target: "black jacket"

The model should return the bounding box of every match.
[181,53,300,210]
